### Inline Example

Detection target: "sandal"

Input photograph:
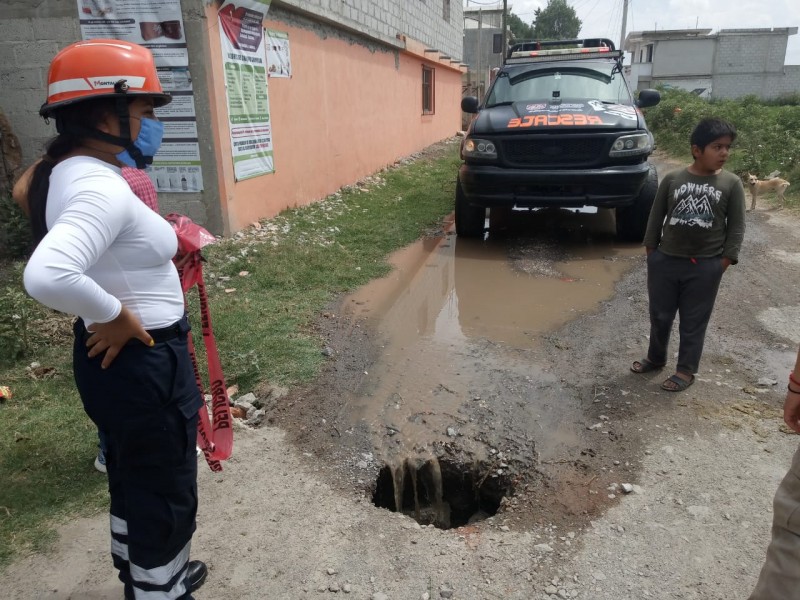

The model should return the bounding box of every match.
[660,373,695,392]
[630,358,665,374]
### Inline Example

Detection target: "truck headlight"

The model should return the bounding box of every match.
[609,133,651,157]
[463,138,497,159]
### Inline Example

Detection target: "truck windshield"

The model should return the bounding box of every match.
[485,66,630,107]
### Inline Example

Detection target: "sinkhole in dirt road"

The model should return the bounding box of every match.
[372,456,514,529]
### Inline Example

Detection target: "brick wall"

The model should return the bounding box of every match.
[0,8,80,167]
[463,27,503,74]
[714,33,787,75]
[713,67,800,100]
[277,0,464,61]
[713,31,800,100]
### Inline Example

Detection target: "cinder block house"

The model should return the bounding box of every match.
[0,0,465,235]
[462,5,505,97]
[624,27,800,101]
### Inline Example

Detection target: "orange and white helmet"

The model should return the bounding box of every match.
[40,39,171,117]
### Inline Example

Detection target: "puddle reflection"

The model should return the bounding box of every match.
[343,218,641,350]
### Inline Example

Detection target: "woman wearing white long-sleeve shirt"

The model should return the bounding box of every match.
[21,40,206,600]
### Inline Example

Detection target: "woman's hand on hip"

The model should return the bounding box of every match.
[86,306,154,368]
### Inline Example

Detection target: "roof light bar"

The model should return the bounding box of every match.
[506,50,622,64]
[514,46,610,58]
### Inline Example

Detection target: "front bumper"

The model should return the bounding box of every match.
[458,162,651,209]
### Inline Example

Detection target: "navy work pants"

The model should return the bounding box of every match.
[749,445,800,599]
[646,250,725,375]
[73,316,201,600]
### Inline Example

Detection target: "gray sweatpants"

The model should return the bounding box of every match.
[750,445,800,599]
[646,249,724,375]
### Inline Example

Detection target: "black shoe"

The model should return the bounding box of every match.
[186,560,208,592]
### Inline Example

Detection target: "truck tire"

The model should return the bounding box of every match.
[616,163,658,242]
[455,179,486,238]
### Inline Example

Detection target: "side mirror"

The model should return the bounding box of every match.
[636,89,661,109]
[461,96,479,113]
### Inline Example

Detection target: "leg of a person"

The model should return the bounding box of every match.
[73,318,200,600]
[749,445,800,600]
[121,409,198,599]
[675,257,724,375]
[73,321,131,587]
[646,250,680,366]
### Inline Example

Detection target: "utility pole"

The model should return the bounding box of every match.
[476,8,483,96]
[502,0,508,59]
[619,0,629,51]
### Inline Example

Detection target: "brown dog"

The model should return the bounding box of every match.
[746,173,790,211]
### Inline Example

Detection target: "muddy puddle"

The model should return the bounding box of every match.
[338,209,642,524]
[345,209,639,350]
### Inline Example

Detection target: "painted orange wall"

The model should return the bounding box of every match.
[203,7,464,234]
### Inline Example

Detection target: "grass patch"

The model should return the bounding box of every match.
[190,141,460,390]
[0,139,461,567]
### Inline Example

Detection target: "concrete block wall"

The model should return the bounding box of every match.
[277,0,464,61]
[0,1,80,167]
[462,27,503,97]
[772,66,800,97]
[715,32,788,74]
[713,68,800,100]
[463,27,503,72]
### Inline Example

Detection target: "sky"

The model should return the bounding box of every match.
[464,0,800,65]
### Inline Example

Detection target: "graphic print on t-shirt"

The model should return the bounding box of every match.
[669,181,722,229]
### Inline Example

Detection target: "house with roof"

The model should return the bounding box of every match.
[624,27,800,101]
[462,4,506,98]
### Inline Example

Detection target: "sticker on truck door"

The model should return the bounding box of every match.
[587,100,638,121]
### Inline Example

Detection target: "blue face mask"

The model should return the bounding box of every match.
[116,118,164,169]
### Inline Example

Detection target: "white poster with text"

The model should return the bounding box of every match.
[267,30,291,78]
[218,0,274,180]
[77,0,204,192]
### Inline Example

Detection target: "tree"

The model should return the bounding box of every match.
[508,12,534,42]
[531,0,582,41]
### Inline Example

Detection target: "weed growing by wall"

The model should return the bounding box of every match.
[0,194,32,260]
[0,265,33,365]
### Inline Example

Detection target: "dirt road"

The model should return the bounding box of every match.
[3,152,800,600]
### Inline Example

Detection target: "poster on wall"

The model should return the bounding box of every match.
[266,30,291,78]
[77,0,188,66]
[76,0,204,192]
[218,0,275,180]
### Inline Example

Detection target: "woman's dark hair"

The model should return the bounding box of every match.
[690,117,737,150]
[27,98,117,244]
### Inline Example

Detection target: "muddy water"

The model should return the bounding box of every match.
[339,209,642,471]
[345,211,639,351]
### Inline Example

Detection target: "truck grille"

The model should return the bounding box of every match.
[502,137,608,167]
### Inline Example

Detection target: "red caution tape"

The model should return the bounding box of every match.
[166,214,233,472]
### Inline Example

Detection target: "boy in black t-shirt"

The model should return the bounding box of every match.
[631,117,746,391]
